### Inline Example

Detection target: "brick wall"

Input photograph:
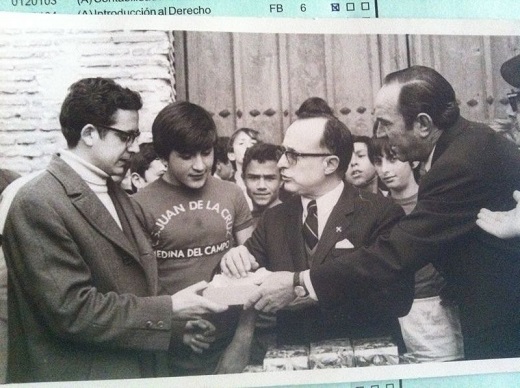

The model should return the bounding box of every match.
[0,29,174,174]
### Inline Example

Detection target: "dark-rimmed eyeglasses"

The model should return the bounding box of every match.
[95,124,141,146]
[507,90,519,113]
[280,146,334,166]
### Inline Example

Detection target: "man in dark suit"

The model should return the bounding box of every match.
[2,78,226,382]
[221,115,413,347]
[477,53,520,237]
[229,66,520,360]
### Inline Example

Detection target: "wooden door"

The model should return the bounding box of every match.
[176,31,519,143]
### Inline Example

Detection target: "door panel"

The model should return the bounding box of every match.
[180,32,520,141]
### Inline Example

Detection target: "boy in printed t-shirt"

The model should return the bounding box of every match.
[132,102,256,375]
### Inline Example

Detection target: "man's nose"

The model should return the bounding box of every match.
[128,140,140,153]
[277,154,288,168]
[257,178,267,189]
[193,154,205,170]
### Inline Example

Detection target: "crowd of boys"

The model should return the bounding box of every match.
[0,58,519,382]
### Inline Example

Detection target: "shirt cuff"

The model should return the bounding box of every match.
[302,269,318,301]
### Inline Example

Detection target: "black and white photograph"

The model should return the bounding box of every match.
[0,14,519,386]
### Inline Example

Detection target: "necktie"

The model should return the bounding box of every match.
[302,200,318,249]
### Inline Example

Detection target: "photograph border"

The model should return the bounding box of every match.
[1,11,519,387]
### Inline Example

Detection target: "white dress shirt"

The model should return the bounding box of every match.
[424,145,436,173]
[301,181,344,238]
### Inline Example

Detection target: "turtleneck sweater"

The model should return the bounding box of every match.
[60,150,122,229]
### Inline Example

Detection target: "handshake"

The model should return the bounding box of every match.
[217,246,315,313]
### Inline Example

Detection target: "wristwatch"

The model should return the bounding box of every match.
[293,271,309,297]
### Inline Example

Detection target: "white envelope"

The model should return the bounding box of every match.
[334,238,354,249]
[202,268,270,305]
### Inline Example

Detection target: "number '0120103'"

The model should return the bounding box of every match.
[12,0,57,6]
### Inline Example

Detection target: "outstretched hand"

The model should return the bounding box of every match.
[220,245,259,278]
[244,271,295,313]
[171,281,228,320]
[477,191,520,239]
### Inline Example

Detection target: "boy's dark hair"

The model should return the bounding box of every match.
[242,142,284,176]
[228,128,260,152]
[129,143,159,178]
[152,101,217,159]
[214,136,231,164]
[60,77,142,148]
[352,135,376,165]
[295,97,334,119]
[372,137,420,183]
[212,136,231,174]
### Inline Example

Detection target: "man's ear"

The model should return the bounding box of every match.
[80,124,98,147]
[130,172,145,190]
[414,113,434,139]
[323,155,340,175]
[227,151,236,162]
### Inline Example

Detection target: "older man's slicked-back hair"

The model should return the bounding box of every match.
[384,65,460,130]
[314,115,353,176]
[152,101,217,160]
[59,77,142,148]
[296,97,334,119]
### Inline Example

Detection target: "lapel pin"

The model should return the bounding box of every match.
[336,226,342,233]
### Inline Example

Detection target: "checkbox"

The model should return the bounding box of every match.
[346,2,355,11]
[361,2,370,10]
[331,3,340,11]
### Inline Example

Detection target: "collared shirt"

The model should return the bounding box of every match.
[301,181,344,238]
[60,150,122,229]
[424,145,437,173]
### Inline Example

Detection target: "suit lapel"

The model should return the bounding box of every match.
[284,198,309,271]
[432,117,466,166]
[312,186,356,266]
[47,156,141,263]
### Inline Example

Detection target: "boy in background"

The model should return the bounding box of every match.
[346,135,382,195]
[372,137,464,362]
[212,136,234,181]
[228,128,259,209]
[129,142,166,192]
[242,143,283,227]
[241,143,284,363]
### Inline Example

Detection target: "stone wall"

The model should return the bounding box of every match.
[0,29,174,174]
